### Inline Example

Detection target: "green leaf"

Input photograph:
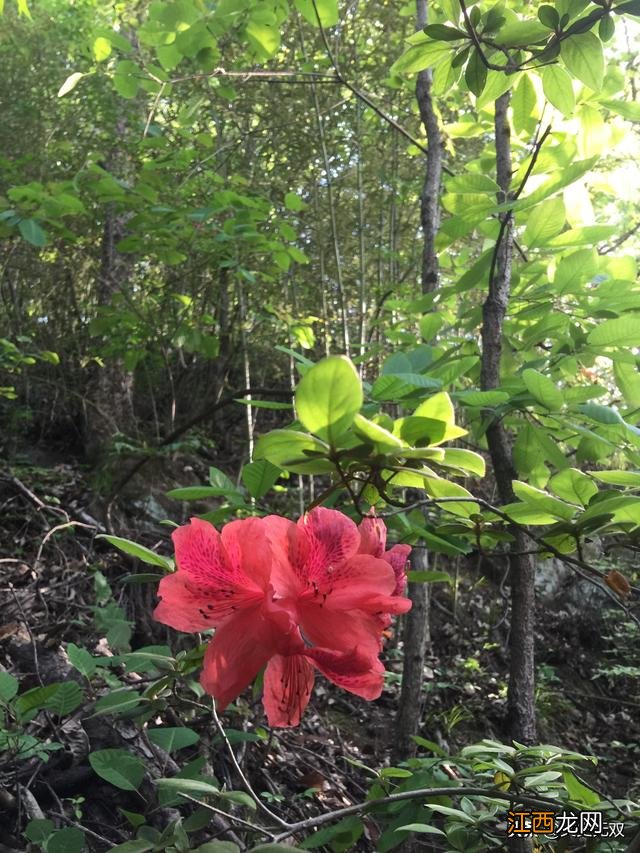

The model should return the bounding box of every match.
[295,356,363,444]
[294,0,338,27]
[406,570,452,584]
[561,31,604,91]
[254,429,333,474]
[92,688,142,716]
[66,643,97,678]
[284,191,306,211]
[601,98,640,121]
[446,173,500,194]
[440,448,486,477]
[15,682,83,720]
[522,368,563,411]
[148,727,200,753]
[542,64,576,115]
[554,248,598,294]
[456,390,509,406]
[589,470,640,486]
[395,824,445,836]
[155,777,220,796]
[97,535,173,570]
[588,317,640,348]
[563,770,600,806]
[419,313,443,341]
[465,48,487,97]
[523,196,566,246]
[241,459,282,500]
[371,373,441,401]
[549,468,597,506]
[538,4,560,28]
[45,682,83,716]
[89,749,145,791]
[18,218,47,247]
[390,40,451,74]
[113,60,139,98]
[93,36,112,61]
[512,73,537,135]
[512,481,578,519]
[413,391,455,425]
[219,790,257,810]
[45,827,85,853]
[614,0,640,14]
[24,819,55,844]
[104,842,154,853]
[614,361,640,407]
[423,23,467,40]
[0,671,18,702]
[57,71,85,97]
[352,413,405,451]
[235,398,293,410]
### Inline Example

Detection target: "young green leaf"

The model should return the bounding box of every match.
[561,32,604,91]
[294,356,363,444]
[588,316,640,348]
[97,535,173,570]
[464,48,487,97]
[241,459,282,500]
[522,369,563,411]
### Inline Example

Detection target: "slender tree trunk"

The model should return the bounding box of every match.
[415,0,442,294]
[480,93,537,750]
[394,548,431,762]
[85,120,136,464]
[394,0,443,762]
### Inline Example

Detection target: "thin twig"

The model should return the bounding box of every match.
[210,698,290,828]
[178,793,277,837]
[271,784,576,843]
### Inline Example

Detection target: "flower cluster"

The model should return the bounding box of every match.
[153,507,411,726]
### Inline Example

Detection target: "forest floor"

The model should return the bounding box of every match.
[1,455,639,851]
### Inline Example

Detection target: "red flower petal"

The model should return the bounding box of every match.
[358,514,387,557]
[161,517,268,627]
[200,605,285,711]
[385,544,411,595]
[262,515,303,599]
[305,646,384,701]
[297,508,361,583]
[153,572,222,632]
[297,602,385,657]
[303,553,396,609]
[263,652,315,727]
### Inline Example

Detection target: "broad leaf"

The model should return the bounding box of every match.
[89,749,146,790]
[295,356,363,444]
[561,32,604,91]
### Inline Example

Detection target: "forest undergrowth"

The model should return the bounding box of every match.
[1,453,638,852]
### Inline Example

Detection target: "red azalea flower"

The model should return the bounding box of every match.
[358,513,411,597]
[153,509,411,726]
[264,507,411,658]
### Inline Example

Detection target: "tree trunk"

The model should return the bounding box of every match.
[480,92,537,747]
[85,132,136,465]
[393,548,430,762]
[415,0,442,295]
[394,0,443,762]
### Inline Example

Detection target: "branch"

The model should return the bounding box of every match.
[271,784,575,843]
[309,0,455,175]
[380,496,640,629]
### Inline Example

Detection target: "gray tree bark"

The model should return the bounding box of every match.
[480,92,537,747]
[393,0,443,762]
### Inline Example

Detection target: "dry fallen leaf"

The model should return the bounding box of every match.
[604,570,631,599]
